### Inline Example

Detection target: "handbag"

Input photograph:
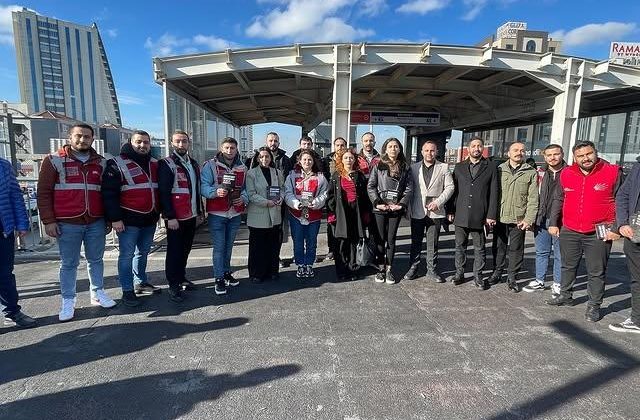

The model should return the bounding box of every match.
[356,235,376,268]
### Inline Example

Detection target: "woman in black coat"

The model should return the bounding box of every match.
[367,138,413,284]
[326,148,371,281]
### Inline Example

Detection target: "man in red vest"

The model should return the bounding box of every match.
[201,137,248,296]
[158,130,203,302]
[102,130,161,307]
[356,132,380,179]
[38,124,117,322]
[546,141,623,322]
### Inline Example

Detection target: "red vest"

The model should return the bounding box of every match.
[560,159,618,233]
[288,173,322,222]
[357,154,380,178]
[163,156,194,221]
[49,151,105,219]
[113,156,159,214]
[205,159,247,214]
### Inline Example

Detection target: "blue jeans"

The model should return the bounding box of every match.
[0,231,21,317]
[117,225,156,291]
[288,214,321,266]
[534,220,561,285]
[208,215,241,279]
[58,219,106,299]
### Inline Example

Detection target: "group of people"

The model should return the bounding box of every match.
[0,125,638,336]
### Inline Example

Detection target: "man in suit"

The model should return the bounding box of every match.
[610,155,640,333]
[447,137,498,289]
[404,141,454,283]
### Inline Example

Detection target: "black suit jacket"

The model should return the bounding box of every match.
[448,158,498,229]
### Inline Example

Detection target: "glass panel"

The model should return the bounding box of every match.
[577,113,626,164]
[622,110,640,173]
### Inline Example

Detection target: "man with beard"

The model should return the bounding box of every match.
[522,144,567,295]
[38,124,117,321]
[158,130,203,302]
[201,137,249,296]
[291,136,323,170]
[357,132,380,179]
[546,141,623,322]
[489,142,539,293]
[447,137,498,288]
[102,130,161,307]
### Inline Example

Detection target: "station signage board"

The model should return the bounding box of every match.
[610,42,640,67]
[351,111,440,126]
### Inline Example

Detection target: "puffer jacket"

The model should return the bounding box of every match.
[497,161,539,225]
[0,158,29,236]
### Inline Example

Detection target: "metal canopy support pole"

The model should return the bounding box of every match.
[331,44,353,147]
[162,81,170,157]
[550,58,584,163]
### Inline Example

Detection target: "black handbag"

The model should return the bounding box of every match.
[356,235,376,268]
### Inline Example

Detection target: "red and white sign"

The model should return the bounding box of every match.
[610,42,640,67]
[350,111,371,124]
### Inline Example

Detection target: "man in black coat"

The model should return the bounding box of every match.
[102,131,161,307]
[447,137,498,287]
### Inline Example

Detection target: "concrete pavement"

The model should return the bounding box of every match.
[1,223,639,419]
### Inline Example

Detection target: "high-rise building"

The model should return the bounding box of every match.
[12,8,122,125]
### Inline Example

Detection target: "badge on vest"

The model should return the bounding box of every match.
[65,167,79,177]
[176,172,188,182]
[129,167,143,177]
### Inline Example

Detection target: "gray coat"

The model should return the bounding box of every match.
[246,166,284,228]
[408,160,454,220]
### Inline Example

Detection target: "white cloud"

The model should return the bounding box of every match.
[461,0,487,21]
[0,4,34,46]
[144,33,237,56]
[106,28,118,38]
[550,22,637,47]
[246,0,374,42]
[118,91,145,106]
[396,0,449,15]
[358,0,387,17]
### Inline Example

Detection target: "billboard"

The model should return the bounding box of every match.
[610,42,640,67]
[497,22,527,40]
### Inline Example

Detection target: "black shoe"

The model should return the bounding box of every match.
[452,272,465,286]
[214,280,228,295]
[3,311,37,328]
[250,276,262,284]
[122,290,141,307]
[427,271,446,283]
[374,271,386,283]
[488,271,503,285]
[402,266,418,281]
[474,275,488,290]
[168,288,184,303]
[545,294,574,306]
[585,305,601,322]
[180,280,197,291]
[507,279,521,293]
[224,272,239,287]
[135,282,161,295]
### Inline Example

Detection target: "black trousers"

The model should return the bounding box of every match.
[454,226,486,276]
[327,223,337,255]
[165,217,196,290]
[492,222,526,277]
[373,212,402,269]
[334,237,358,278]
[559,227,612,306]
[0,232,20,317]
[409,217,442,274]
[624,239,640,324]
[248,226,281,279]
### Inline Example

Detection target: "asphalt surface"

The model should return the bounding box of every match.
[1,222,639,420]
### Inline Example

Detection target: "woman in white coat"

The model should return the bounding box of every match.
[246,147,284,283]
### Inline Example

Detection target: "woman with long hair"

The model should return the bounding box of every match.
[326,148,371,281]
[367,138,413,284]
[246,147,284,283]
[284,150,328,279]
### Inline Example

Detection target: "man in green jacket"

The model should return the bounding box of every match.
[489,142,539,292]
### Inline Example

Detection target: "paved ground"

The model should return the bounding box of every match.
[2,223,639,420]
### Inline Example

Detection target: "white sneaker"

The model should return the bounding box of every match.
[90,289,117,308]
[551,283,561,297]
[522,280,545,293]
[59,297,76,322]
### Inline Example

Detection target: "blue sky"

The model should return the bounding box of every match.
[1,0,639,152]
